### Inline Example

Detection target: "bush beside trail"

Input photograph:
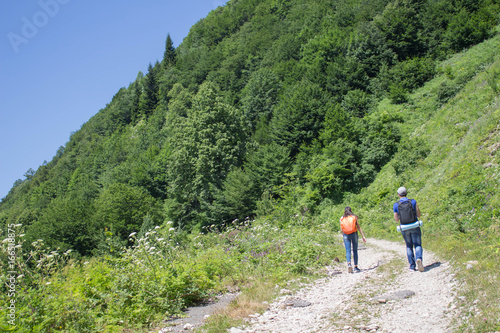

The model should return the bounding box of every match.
[0,218,341,332]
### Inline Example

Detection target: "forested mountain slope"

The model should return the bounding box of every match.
[1,0,500,331]
[1,0,497,256]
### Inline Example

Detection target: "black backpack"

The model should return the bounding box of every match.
[398,200,417,225]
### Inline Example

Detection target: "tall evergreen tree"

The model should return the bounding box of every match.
[163,33,176,69]
[138,64,159,117]
[130,71,143,123]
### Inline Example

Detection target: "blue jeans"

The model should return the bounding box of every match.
[401,227,423,269]
[343,232,359,266]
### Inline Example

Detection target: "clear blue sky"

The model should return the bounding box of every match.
[0,0,228,200]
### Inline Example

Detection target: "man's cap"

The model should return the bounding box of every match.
[397,186,407,196]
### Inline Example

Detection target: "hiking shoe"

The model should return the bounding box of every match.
[354,267,361,273]
[348,265,353,273]
[416,259,424,272]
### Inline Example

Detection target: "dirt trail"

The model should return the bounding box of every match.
[231,237,457,333]
[159,237,458,332]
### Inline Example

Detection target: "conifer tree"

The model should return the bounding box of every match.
[138,63,159,117]
[163,33,176,69]
[130,71,143,123]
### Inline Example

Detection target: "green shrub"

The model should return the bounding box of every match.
[388,85,408,104]
[392,138,431,175]
[436,80,460,105]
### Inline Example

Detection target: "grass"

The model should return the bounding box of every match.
[0,219,343,332]
[200,283,276,332]
[431,232,500,332]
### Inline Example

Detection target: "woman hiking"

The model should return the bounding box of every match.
[340,206,367,273]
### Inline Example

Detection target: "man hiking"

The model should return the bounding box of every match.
[393,187,424,272]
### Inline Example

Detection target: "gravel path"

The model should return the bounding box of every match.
[231,237,458,333]
[158,293,239,332]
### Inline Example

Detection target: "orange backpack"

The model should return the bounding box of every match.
[340,215,357,234]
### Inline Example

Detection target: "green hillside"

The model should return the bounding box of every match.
[331,31,500,332]
[330,29,500,237]
[1,0,499,331]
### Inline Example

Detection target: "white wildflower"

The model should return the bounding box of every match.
[129,232,137,238]
[46,282,51,285]
[167,221,173,225]
[155,226,160,229]
[169,228,175,232]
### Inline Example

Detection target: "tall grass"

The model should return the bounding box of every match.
[1,217,341,332]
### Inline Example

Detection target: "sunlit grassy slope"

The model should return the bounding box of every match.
[326,30,500,332]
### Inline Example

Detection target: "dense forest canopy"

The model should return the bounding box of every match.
[1,0,499,256]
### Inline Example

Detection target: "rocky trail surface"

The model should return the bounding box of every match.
[160,238,459,333]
